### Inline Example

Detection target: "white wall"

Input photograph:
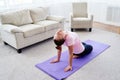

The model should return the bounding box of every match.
[88,2,107,23]
[49,2,72,21]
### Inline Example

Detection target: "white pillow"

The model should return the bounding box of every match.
[1,10,33,26]
[30,7,48,23]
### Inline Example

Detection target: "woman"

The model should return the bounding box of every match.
[51,29,93,72]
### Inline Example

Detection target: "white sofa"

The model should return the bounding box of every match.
[0,7,64,53]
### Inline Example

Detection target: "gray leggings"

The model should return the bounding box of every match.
[73,42,93,57]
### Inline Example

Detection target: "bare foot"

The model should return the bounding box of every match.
[73,55,80,59]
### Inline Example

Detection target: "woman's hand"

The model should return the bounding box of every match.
[56,46,62,50]
[51,46,62,63]
[64,45,73,72]
[50,58,59,63]
[64,65,72,72]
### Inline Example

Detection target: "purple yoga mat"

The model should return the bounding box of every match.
[35,40,110,80]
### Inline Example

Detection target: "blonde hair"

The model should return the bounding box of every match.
[54,29,64,40]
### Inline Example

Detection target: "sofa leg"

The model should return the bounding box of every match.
[89,28,92,32]
[17,49,22,53]
[71,28,74,32]
[4,42,8,45]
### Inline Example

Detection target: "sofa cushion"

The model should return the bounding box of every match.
[30,7,48,23]
[0,10,33,26]
[35,20,60,31]
[73,17,91,25]
[73,17,91,21]
[19,24,45,37]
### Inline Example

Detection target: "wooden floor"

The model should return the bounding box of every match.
[93,22,120,34]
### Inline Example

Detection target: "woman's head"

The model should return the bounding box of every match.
[53,29,65,49]
[54,39,65,47]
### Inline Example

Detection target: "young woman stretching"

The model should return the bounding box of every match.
[51,29,93,72]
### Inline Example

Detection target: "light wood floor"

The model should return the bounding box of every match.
[93,22,120,34]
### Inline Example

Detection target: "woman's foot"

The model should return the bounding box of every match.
[73,55,80,59]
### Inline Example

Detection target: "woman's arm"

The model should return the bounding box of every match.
[51,46,62,63]
[64,45,73,72]
[56,46,62,62]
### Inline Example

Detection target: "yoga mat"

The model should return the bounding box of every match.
[35,40,110,80]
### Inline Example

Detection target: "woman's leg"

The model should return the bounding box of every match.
[73,43,93,58]
[80,43,93,57]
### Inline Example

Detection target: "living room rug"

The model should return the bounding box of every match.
[35,40,110,80]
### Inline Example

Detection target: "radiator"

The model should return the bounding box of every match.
[106,6,120,23]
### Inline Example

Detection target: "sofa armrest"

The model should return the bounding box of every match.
[46,15,65,23]
[88,14,93,21]
[1,24,23,33]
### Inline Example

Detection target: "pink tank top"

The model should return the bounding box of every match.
[63,31,85,54]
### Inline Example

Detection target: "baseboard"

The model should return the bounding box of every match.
[93,21,120,34]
